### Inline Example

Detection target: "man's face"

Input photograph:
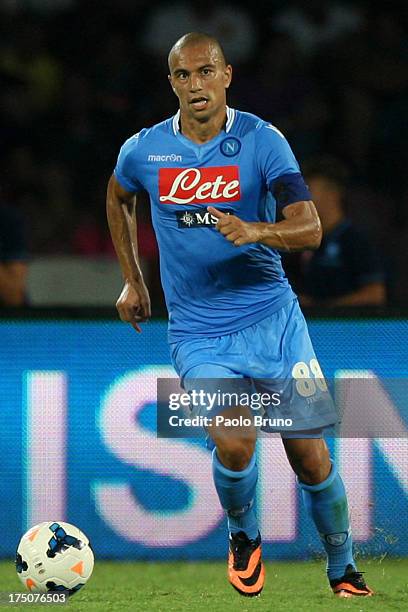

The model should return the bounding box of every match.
[168,42,232,122]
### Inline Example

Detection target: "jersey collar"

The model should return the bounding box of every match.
[172,106,236,135]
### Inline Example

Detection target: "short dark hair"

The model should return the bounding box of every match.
[302,155,350,191]
[168,32,227,71]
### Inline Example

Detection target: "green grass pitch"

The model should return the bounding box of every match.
[1,559,407,611]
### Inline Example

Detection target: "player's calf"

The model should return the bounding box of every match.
[211,435,262,597]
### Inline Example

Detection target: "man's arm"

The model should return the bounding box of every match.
[0,262,27,306]
[106,174,151,332]
[208,200,322,251]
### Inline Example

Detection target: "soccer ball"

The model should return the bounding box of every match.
[15,521,94,595]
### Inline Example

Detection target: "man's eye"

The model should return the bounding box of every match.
[202,69,211,75]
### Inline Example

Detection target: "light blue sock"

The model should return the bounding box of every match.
[299,460,355,580]
[212,448,259,540]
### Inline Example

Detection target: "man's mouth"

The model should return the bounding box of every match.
[190,96,209,110]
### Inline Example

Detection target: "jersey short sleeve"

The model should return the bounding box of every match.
[256,123,311,206]
[114,134,144,193]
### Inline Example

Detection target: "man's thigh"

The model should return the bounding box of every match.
[248,300,338,434]
[181,363,255,451]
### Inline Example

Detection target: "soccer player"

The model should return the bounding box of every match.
[106,32,373,599]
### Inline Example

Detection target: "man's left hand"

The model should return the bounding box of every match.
[208,207,261,246]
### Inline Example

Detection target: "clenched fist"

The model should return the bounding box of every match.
[116,280,151,333]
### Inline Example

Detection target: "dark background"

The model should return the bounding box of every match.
[1,0,408,311]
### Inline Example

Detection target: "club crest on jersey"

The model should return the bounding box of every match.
[176,208,231,228]
[159,166,241,205]
[220,137,241,157]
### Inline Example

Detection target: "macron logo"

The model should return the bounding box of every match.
[148,154,182,162]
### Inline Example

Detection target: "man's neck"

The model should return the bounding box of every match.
[179,107,227,144]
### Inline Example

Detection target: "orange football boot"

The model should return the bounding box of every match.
[228,531,264,597]
[330,564,374,598]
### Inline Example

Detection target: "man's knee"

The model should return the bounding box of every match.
[285,440,331,485]
[296,453,331,485]
[216,436,256,471]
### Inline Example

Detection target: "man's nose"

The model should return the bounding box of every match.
[189,73,203,91]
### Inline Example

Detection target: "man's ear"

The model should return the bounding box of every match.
[224,64,232,89]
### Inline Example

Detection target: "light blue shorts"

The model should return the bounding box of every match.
[170,299,338,439]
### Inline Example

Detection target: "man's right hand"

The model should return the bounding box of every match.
[116,280,151,333]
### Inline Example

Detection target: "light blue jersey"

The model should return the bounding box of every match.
[114,107,311,342]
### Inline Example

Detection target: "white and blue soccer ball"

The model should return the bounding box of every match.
[15,521,94,595]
